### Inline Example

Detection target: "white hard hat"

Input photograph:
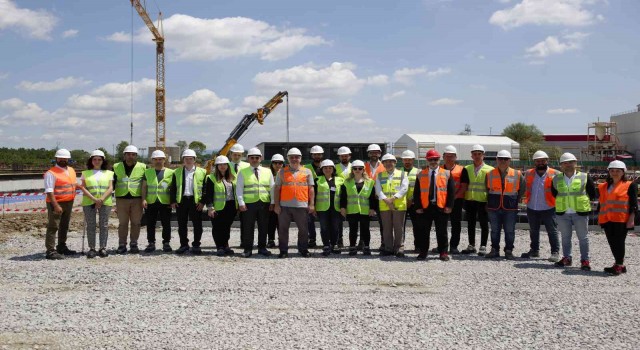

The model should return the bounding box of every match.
[287,148,302,157]
[320,159,335,168]
[497,150,511,159]
[229,144,244,153]
[337,146,351,156]
[471,144,485,153]
[182,149,197,158]
[271,154,284,162]
[532,150,549,160]
[351,160,365,167]
[381,153,396,162]
[607,160,627,171]
[123,145,138,154]
[559,152,578,163]
[214,155,229,165]
[54,149,71,159]
[401,150,416,159]
[150,150,165,159]
[367,144,382,152]
[247,147,262,157]
[443,145,457,155]
[310,145,324,154]
[90,150,105,158]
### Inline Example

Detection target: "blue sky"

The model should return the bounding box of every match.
[1,0,638,152]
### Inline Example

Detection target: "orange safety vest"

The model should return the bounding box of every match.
[45,166,77,203]
[486,167,521,210]
[418,168,450,209]
[598,181,631,224]
[441,164,462,198]
[280,166,310,204]
[524,168,558,207]
[365,161,385,180]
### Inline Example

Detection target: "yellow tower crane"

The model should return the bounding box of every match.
[131,0,166,151]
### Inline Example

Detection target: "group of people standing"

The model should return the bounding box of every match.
[42,143,636,275]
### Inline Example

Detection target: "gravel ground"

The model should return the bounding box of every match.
[0,219,639,349]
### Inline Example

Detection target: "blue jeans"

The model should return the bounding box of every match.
[556,213,589,261]
[488,209,517,251]
[526,208,560,253]
[317,210,342,247]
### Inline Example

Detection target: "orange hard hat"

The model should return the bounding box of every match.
[426,149,441,159]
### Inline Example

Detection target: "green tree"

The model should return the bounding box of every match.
[188,140,207,158]
[175,140,187,156]
[115,141,129,162]
[502,123,544,161]
[70,149,90,166]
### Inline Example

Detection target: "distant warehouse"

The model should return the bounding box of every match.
[393,134,519,162]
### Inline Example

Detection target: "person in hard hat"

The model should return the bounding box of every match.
[375,153,409,257]
[459,144,494,256]
[236,148,274,258]
[314,159,344,256]
[440,145,465,255]
[228,144,249,178]
[113,145,147,254]
[400,150,419,250]
[203,155,237,257]
[551,153,597,270]
[366,144,386,249]
[521,150,560,262]
[78,150,114,258]
[267,154,285,248]
[484,150,525,259]
[141,150,174,253]
[340,160,377,255]
[598,160,637,275]
[273,147,315,258]
[413,149,455,261]
[170,149,207,255]
[304,145,325,248]
[43,149,78,259]
[336,146,352,178]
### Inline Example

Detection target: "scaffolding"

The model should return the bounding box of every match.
[582,121,627,162]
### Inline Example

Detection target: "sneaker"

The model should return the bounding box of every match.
[605,264,624,275]
[162,243,173,252]
[98,248,109,258]
[129,245,140,254]
[416,252,427,261]
[485,249,500,259]
[190,246,202,255]
[520,250,539,259]
[116,245,127,254]
[439,253,450,261]
[461,245,476,254]
[258,248,272,257]
[449,248,460,255]
[362,247,372,256]
[300,250,310,257]
[175,245,189,255]
[395,252,406,258]
[216,248,226,257]
[331,245,341,254]
[308,241,317,248]
[242,250,252,258]
[548,252,560,263]
[477,246,487,256]
[278,252,289,259]
[555,256,572,267]
[87,249,97,259]
[504,250,515,260]
[144,244,156,253]
[267,240,276,248]
[45,251,65,260]
[56,246,77,255]
[580,260,591,271]
[224,247,235,256]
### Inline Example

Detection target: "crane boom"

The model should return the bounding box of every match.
[131,0,166,151]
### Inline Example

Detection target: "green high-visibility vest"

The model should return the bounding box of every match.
[344,178,374,215]
[378,169,407,211]
[403,167,418,200]
[240,166,272,203]
[81,170,114,206]
[304,163,321,180]
[552,172,591,213]
[208,174,237,211]
[144,168,174,205]
[316,176,343,212]
[464,163,493,202]
[113,162,146,197]
[174,166,206,204]
[230,161,250,180]
[336,162,351,179]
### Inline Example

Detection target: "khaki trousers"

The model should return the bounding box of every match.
[380,210,406,254]
[116,197,143,246]
[45,201,74,253]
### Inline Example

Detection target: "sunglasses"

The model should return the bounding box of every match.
[352,167,364,171]
[497,157,510,161]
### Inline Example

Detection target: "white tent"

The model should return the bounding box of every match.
[394,134,520,161]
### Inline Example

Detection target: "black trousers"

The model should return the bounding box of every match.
[177,196,203,247]
[448,198,464,249]
[241,201,269,250]
[268,211,278,242]
[464,200,489,247]
[146,201,172,244]
[211,201,236,248]
[602,222,628,265]
[416,205,449,254]
[347,214,370,247]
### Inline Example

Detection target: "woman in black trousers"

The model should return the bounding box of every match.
[204,156,237,256]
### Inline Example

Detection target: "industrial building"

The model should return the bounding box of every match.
[393,134,519,162]
[611,105,640,160]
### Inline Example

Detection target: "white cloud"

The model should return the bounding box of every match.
[366,74,389,86]
[108,14,327,61]
[490,0,603,29]
[526,32,589,58]
[0,0,58,39]
[430,98,463,106]
[0,98,52,125]
[383,90,406,101]
[62,29,78,38]
[426,67,452,78]
[393,67,451,85]
[547,108,579,114]
[325,102,368,117]
[169,89,230,114]
[64,78,155,111]
[16,76,91,92]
